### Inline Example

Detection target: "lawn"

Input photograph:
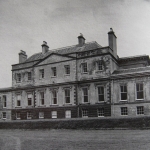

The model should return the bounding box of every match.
[0,129,150,150]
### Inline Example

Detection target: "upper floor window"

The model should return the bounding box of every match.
[3,95,6,108]
[136,83,144,100]
[27,93,32,106]
[64,65,70,75]
[16,73,21,82]
[40,92,44,106]
[52,90,57,104]
[52,67,57,77]
[28,72,32,80]
[120,85,127,100]
[65,89,70,104]
[81,63,87,73]
[16,95,21,107]
[39,69,44,79]
[82,87,88,103]
[98,86,104,102]
[97,61,103,71]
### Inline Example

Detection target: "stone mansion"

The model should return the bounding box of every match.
[1,28,150,120]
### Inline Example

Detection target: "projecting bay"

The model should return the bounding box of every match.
[0,129,149,150]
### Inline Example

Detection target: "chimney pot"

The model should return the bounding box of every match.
[19,50,27,63]
[41,41,49,54]
[78,33,85,47]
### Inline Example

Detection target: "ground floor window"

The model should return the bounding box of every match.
[27,112,32,119]
[137,106,144,115]
[121,107,128,116]
[52,111,57,118]
[65,110,71,118]
[97,108,104,117]
[2,112,6,119]
[39,112,44,119]
[16,112,21,119]
[82,109,88,118]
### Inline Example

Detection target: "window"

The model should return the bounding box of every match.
[3,95,6,108]
[16,73,21,82]
[82,63,88,73]
[97,108,104,117]
[52,90,57,104]
[65,89,70,103]
[27,94,32,106]
[39,69,44,79]
[82,109,88,118]
[28,72,32,80]
[98,86,104,102]
[52,67,57,76]
[16,95,21,107]
[27,112,32,119]
[39,112,44,119]
[16,112,21,119]
[137,106,144,115]
[120,85,127,100]
[82,88,88,103]
[2,112,6,119]
[65,110,71,118]
[97,61,103,70]
[64,65,70,75]
[40,92,44,105]
[52,111,57,118]
[121,107,128,116]
[136,83,144,99]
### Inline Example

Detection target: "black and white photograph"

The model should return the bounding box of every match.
[0,0,150,149]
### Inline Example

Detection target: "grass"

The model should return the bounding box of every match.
[0,129,150,150]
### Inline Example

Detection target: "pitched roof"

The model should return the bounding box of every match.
[25,41,102,63]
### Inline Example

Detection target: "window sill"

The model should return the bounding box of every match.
[63,103,72,106]
[64,74,70,76]
[50,104,58,106]
[81,72,88,74]
[80,102,90,105]
[95,70,104,73]
[26,106,33,108]
[96,101,105,104]
[39,78,45,80]
[98,116,104,117]
[15,106,22,108]
[16,118,21,120]
[51,76,57,78]
[121,115,128,116]
[39,117,44,119]
[38,105,46,107]
[119,100,128,101]
[136,99,144,101]
[82,116,88,118]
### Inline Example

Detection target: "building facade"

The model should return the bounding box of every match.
[0,29,150,120]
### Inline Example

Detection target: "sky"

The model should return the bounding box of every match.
[0,0,150,88]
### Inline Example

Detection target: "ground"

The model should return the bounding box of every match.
[0,129,150,150]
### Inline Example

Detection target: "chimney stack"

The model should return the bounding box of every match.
[108,28,117,58]
[19,50,27,63]
[78,33,85,47]
[41,41,49,54]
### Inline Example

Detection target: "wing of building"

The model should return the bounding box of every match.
[0,29,150,120]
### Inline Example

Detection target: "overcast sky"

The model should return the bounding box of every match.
[0,0,150,88]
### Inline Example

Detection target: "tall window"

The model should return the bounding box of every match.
[40,92,44,105]
[120,85,127,100]
[39,112,44,119]
[64,65,70,75]
[52,67,57,76]
[39,69,44,79]
[27,93,32,106]
[16,95,21,107]
[28,72,32,80]
[52,90,57,104]
[3,95,6,108]
[65,89,70,103]
[16,73,21,82]
[121,107,128,116]
[97,108,104,117]
[82,63,87,73]
[2,112,6,119]
[82,109,88,118]
[136,83,144,99]
[27,112,32,119]
[82,88,88,103]
[52,111,57,118]
[16,112,21,119]
[97,61,103,70]
[98,86,104,102]
[137,106,144,115]
[65,110,71,118]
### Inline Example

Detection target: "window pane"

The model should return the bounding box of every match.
[98,108,104,117]
[137,92,143,99]
[121,93,127,100]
